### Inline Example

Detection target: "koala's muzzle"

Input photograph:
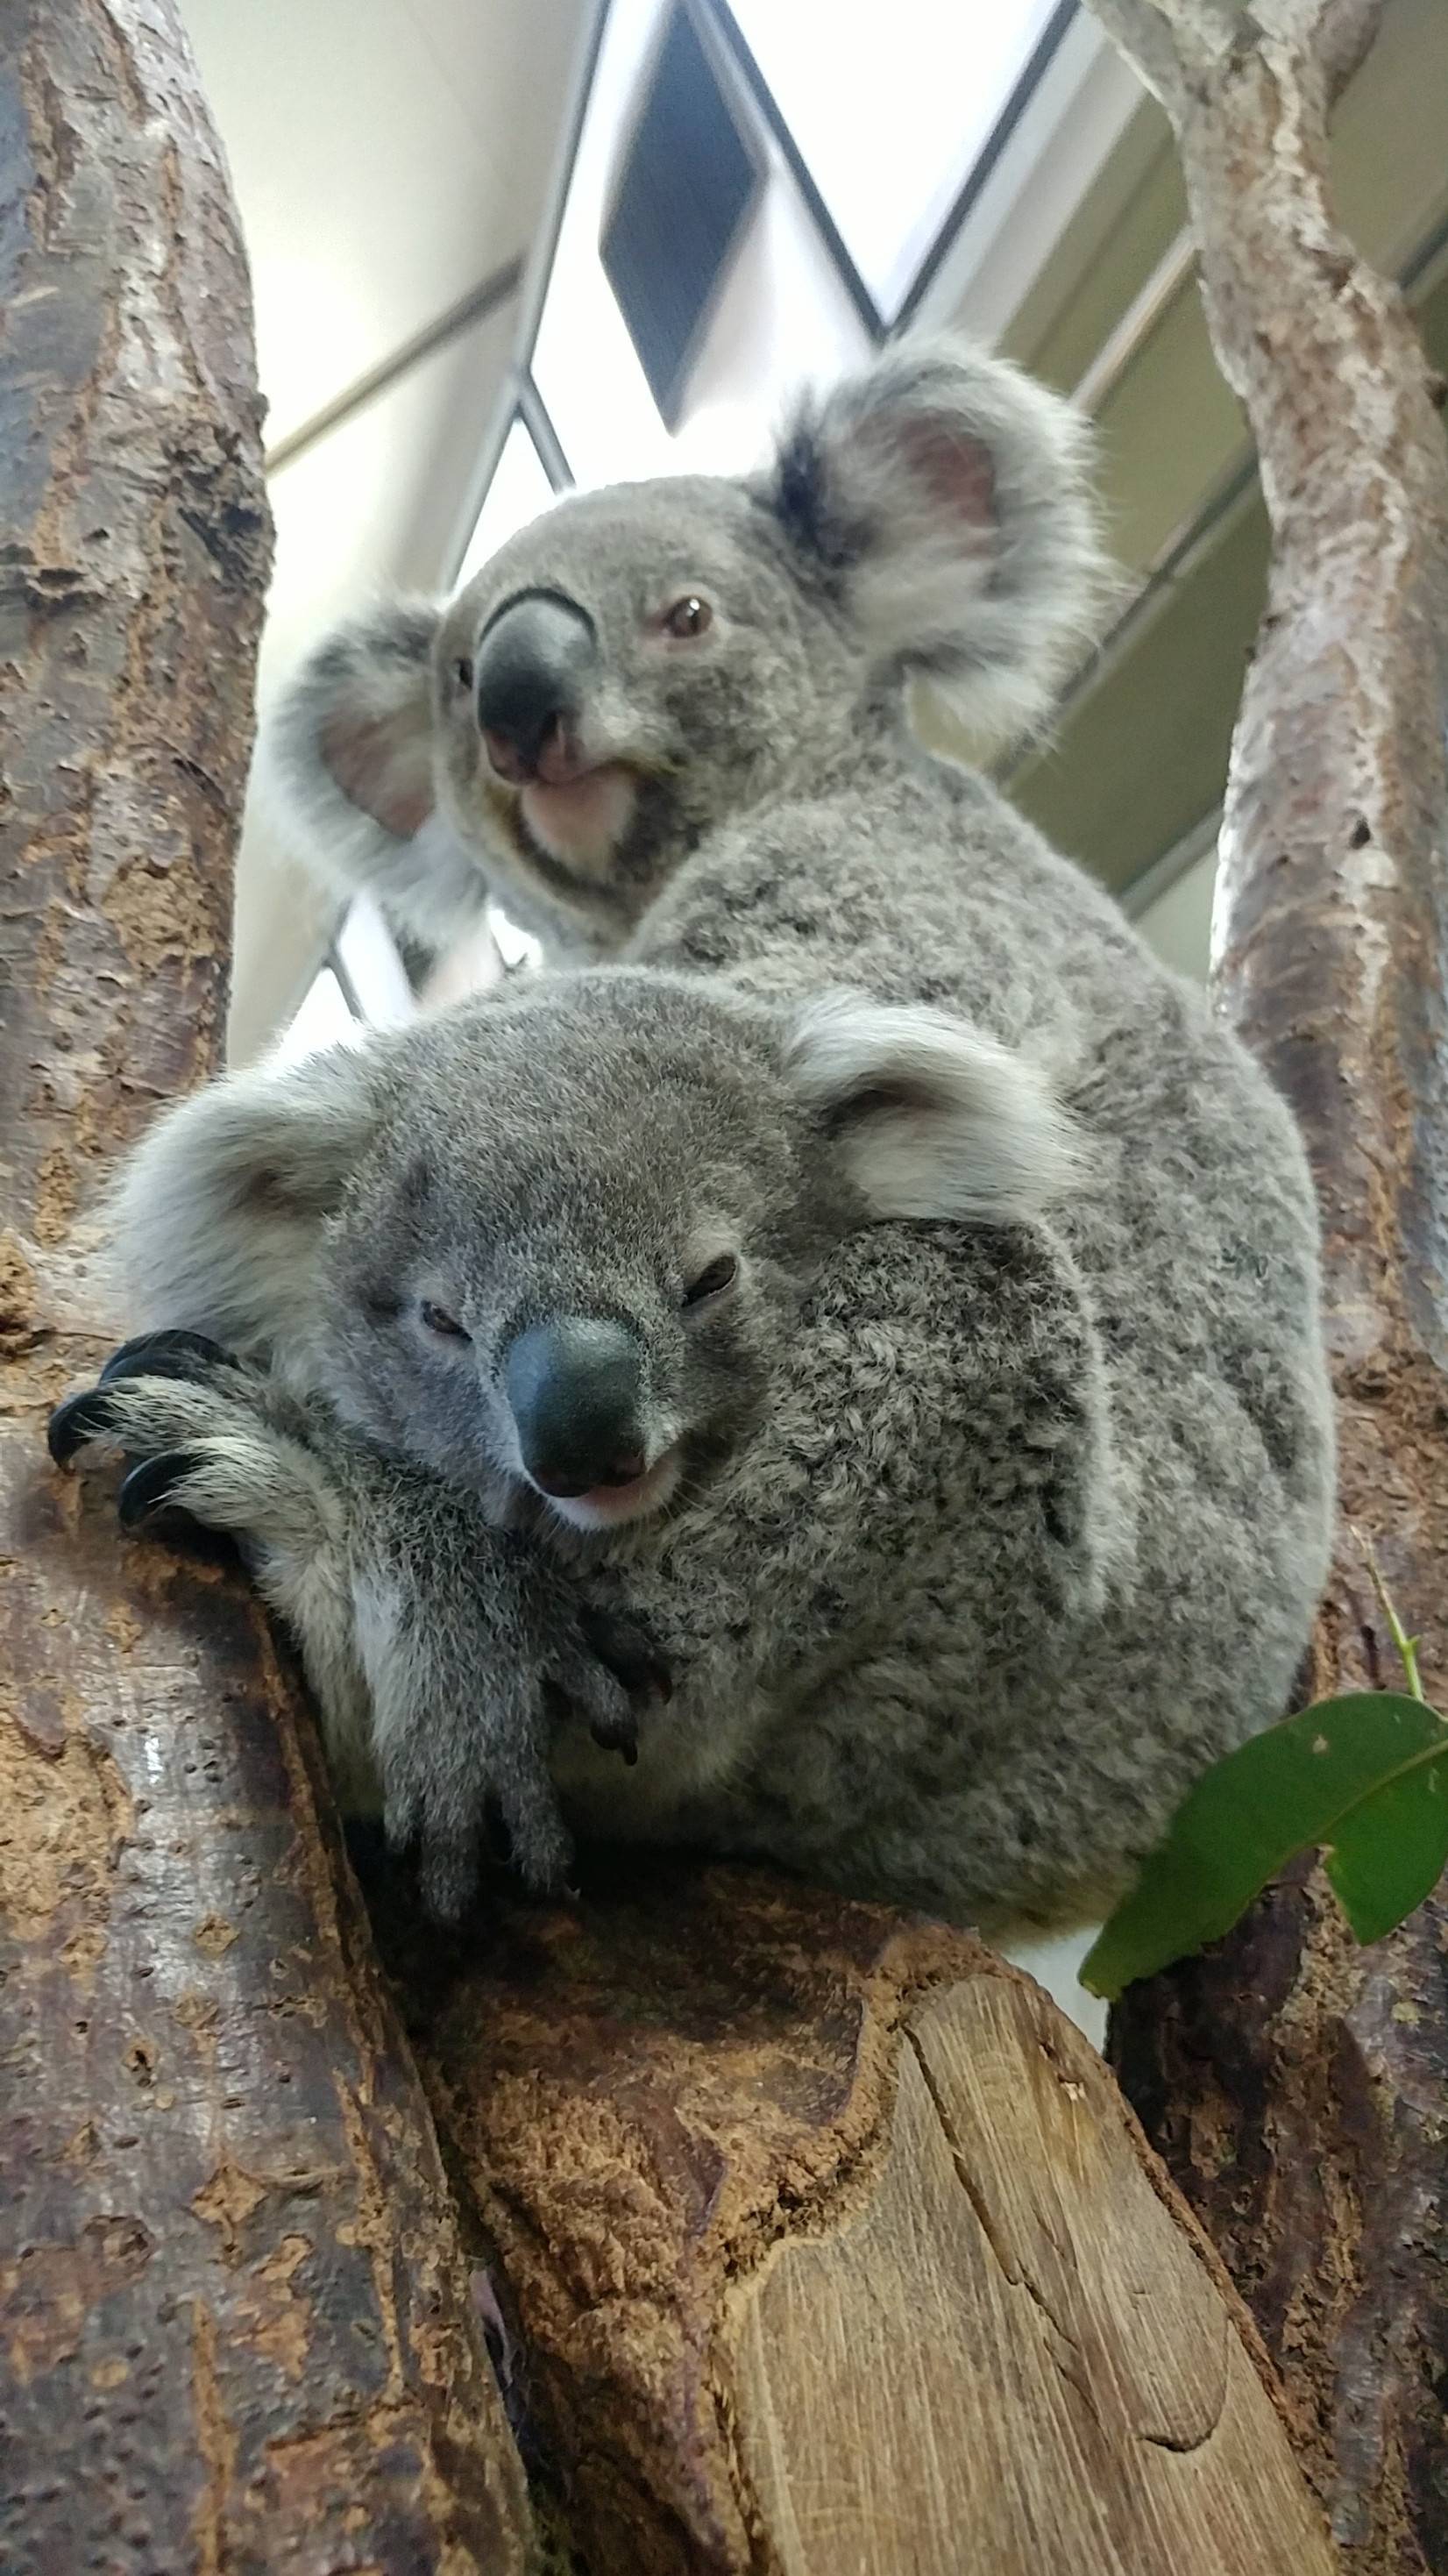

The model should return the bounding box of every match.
[503,1315,649,1498]
[473,590,597,785]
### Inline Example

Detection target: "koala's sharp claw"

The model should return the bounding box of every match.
[100,1328,232,1384]
[578,1605,673,1705]
[590,1709,640,1765]
[117,1450,201,1534]
[47,1387,118,1467]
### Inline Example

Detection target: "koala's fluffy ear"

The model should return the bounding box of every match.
[104,1042,381,1359]
[785,993,1079,1227]
[258,601,489,959]
[760,337,1105,745]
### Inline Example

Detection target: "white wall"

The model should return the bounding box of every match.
[1133,844,1217,981]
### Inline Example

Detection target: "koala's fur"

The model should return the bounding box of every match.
[56,338,1336,1932]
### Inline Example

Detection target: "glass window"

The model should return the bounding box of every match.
[531,0,682,492]
[334,892,416,1028]
[455,414,559,588]
[600,3,764,427]
[531,0,871,490]
[722,0,1067,321]
[273,966,358,1065]
[664,133,872,478]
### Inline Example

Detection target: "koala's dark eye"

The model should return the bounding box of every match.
[420,1299,470,1341]
[683,1253,737,1307]
[452,657,474,693]
[663,595,713,640]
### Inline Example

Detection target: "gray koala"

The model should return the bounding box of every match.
[257,340,1102,971]
[50,338,1335,1932]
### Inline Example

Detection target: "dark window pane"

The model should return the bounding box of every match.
[600,6,763,428]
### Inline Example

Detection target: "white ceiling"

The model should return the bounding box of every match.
[181,0,586,453]
[176,0,592,1058]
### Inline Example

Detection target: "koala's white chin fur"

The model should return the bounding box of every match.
[522,765,638,874]
[543,1445,683,1533]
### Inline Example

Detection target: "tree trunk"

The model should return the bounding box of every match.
[0,6,531,2567]
[371,1855,1340,2575]
[1085,5,1448,2568]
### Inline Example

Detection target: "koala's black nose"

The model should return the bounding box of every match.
[473,590,597,782]
[503,1316,649,1497]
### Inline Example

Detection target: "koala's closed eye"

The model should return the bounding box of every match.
[683,1252,738,1306]
[419,1299,470,1341]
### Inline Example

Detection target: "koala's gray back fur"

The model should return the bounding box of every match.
[574,737,1333,1924]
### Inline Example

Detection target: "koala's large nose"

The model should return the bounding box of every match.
[503,1316,648,1498]
[473,590,597,783]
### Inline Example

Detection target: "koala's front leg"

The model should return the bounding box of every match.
[349,1481,668,1917]
[49,1331,379,1806]
[48,1337,664,1915]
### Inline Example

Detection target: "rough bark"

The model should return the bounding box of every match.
[1085,5,1448,2570]
[0,5,531,2567]
[373,1857,1339,2576]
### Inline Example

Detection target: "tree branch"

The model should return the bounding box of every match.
[1090,0,1390,113]
[1087,2,1448,2564]
[0,6,533,2564]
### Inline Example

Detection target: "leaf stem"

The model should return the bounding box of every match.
[1354,1530,1427,1704]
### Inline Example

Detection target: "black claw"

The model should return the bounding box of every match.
[47,1386,119,1467]
[100,1328,231,1385]
[578,1606,673,1705]
[117,1450,198,1533]
[590,1711,640,1765]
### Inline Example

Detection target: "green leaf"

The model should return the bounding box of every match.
[1081,1693,1448,2000]
[1325,1754,1448,1943]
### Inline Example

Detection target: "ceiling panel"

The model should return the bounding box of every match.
[173,0,593,1060]
[229,293,520,1064]
[179,0,586,448]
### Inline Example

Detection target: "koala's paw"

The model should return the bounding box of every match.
[380,1584,671,1924]
[47,1333,323,1558]
[576,1604,673,1761]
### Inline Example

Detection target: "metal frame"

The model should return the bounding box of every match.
[698,0,885,341]
[517,375,576,493]
[896,1,1078,330]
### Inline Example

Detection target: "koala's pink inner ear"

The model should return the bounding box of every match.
[885,416,997,532]
[319,707,436,839]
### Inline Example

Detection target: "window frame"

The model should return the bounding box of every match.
[451,0,1111,587]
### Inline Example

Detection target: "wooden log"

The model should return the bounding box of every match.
[0,5,532,2566]
[1084,4,1448,2567]
[375,1857,1339,2575]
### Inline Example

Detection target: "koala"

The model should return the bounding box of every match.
[258,338,1103,973]
[49,336,1335,1932]
[51,885,1333,1936]
[53,964,1089,1915]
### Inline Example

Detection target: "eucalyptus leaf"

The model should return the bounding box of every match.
[1324,1754,1448,1943]
[1082,1692,1448,2000]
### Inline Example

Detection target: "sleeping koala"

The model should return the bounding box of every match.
[53,966,1093,1921]
[53,864,1332,1932]
[259,338,1102,971]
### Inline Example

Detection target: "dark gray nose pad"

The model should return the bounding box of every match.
[503,1316,648,1498]
[473,591,597,779]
